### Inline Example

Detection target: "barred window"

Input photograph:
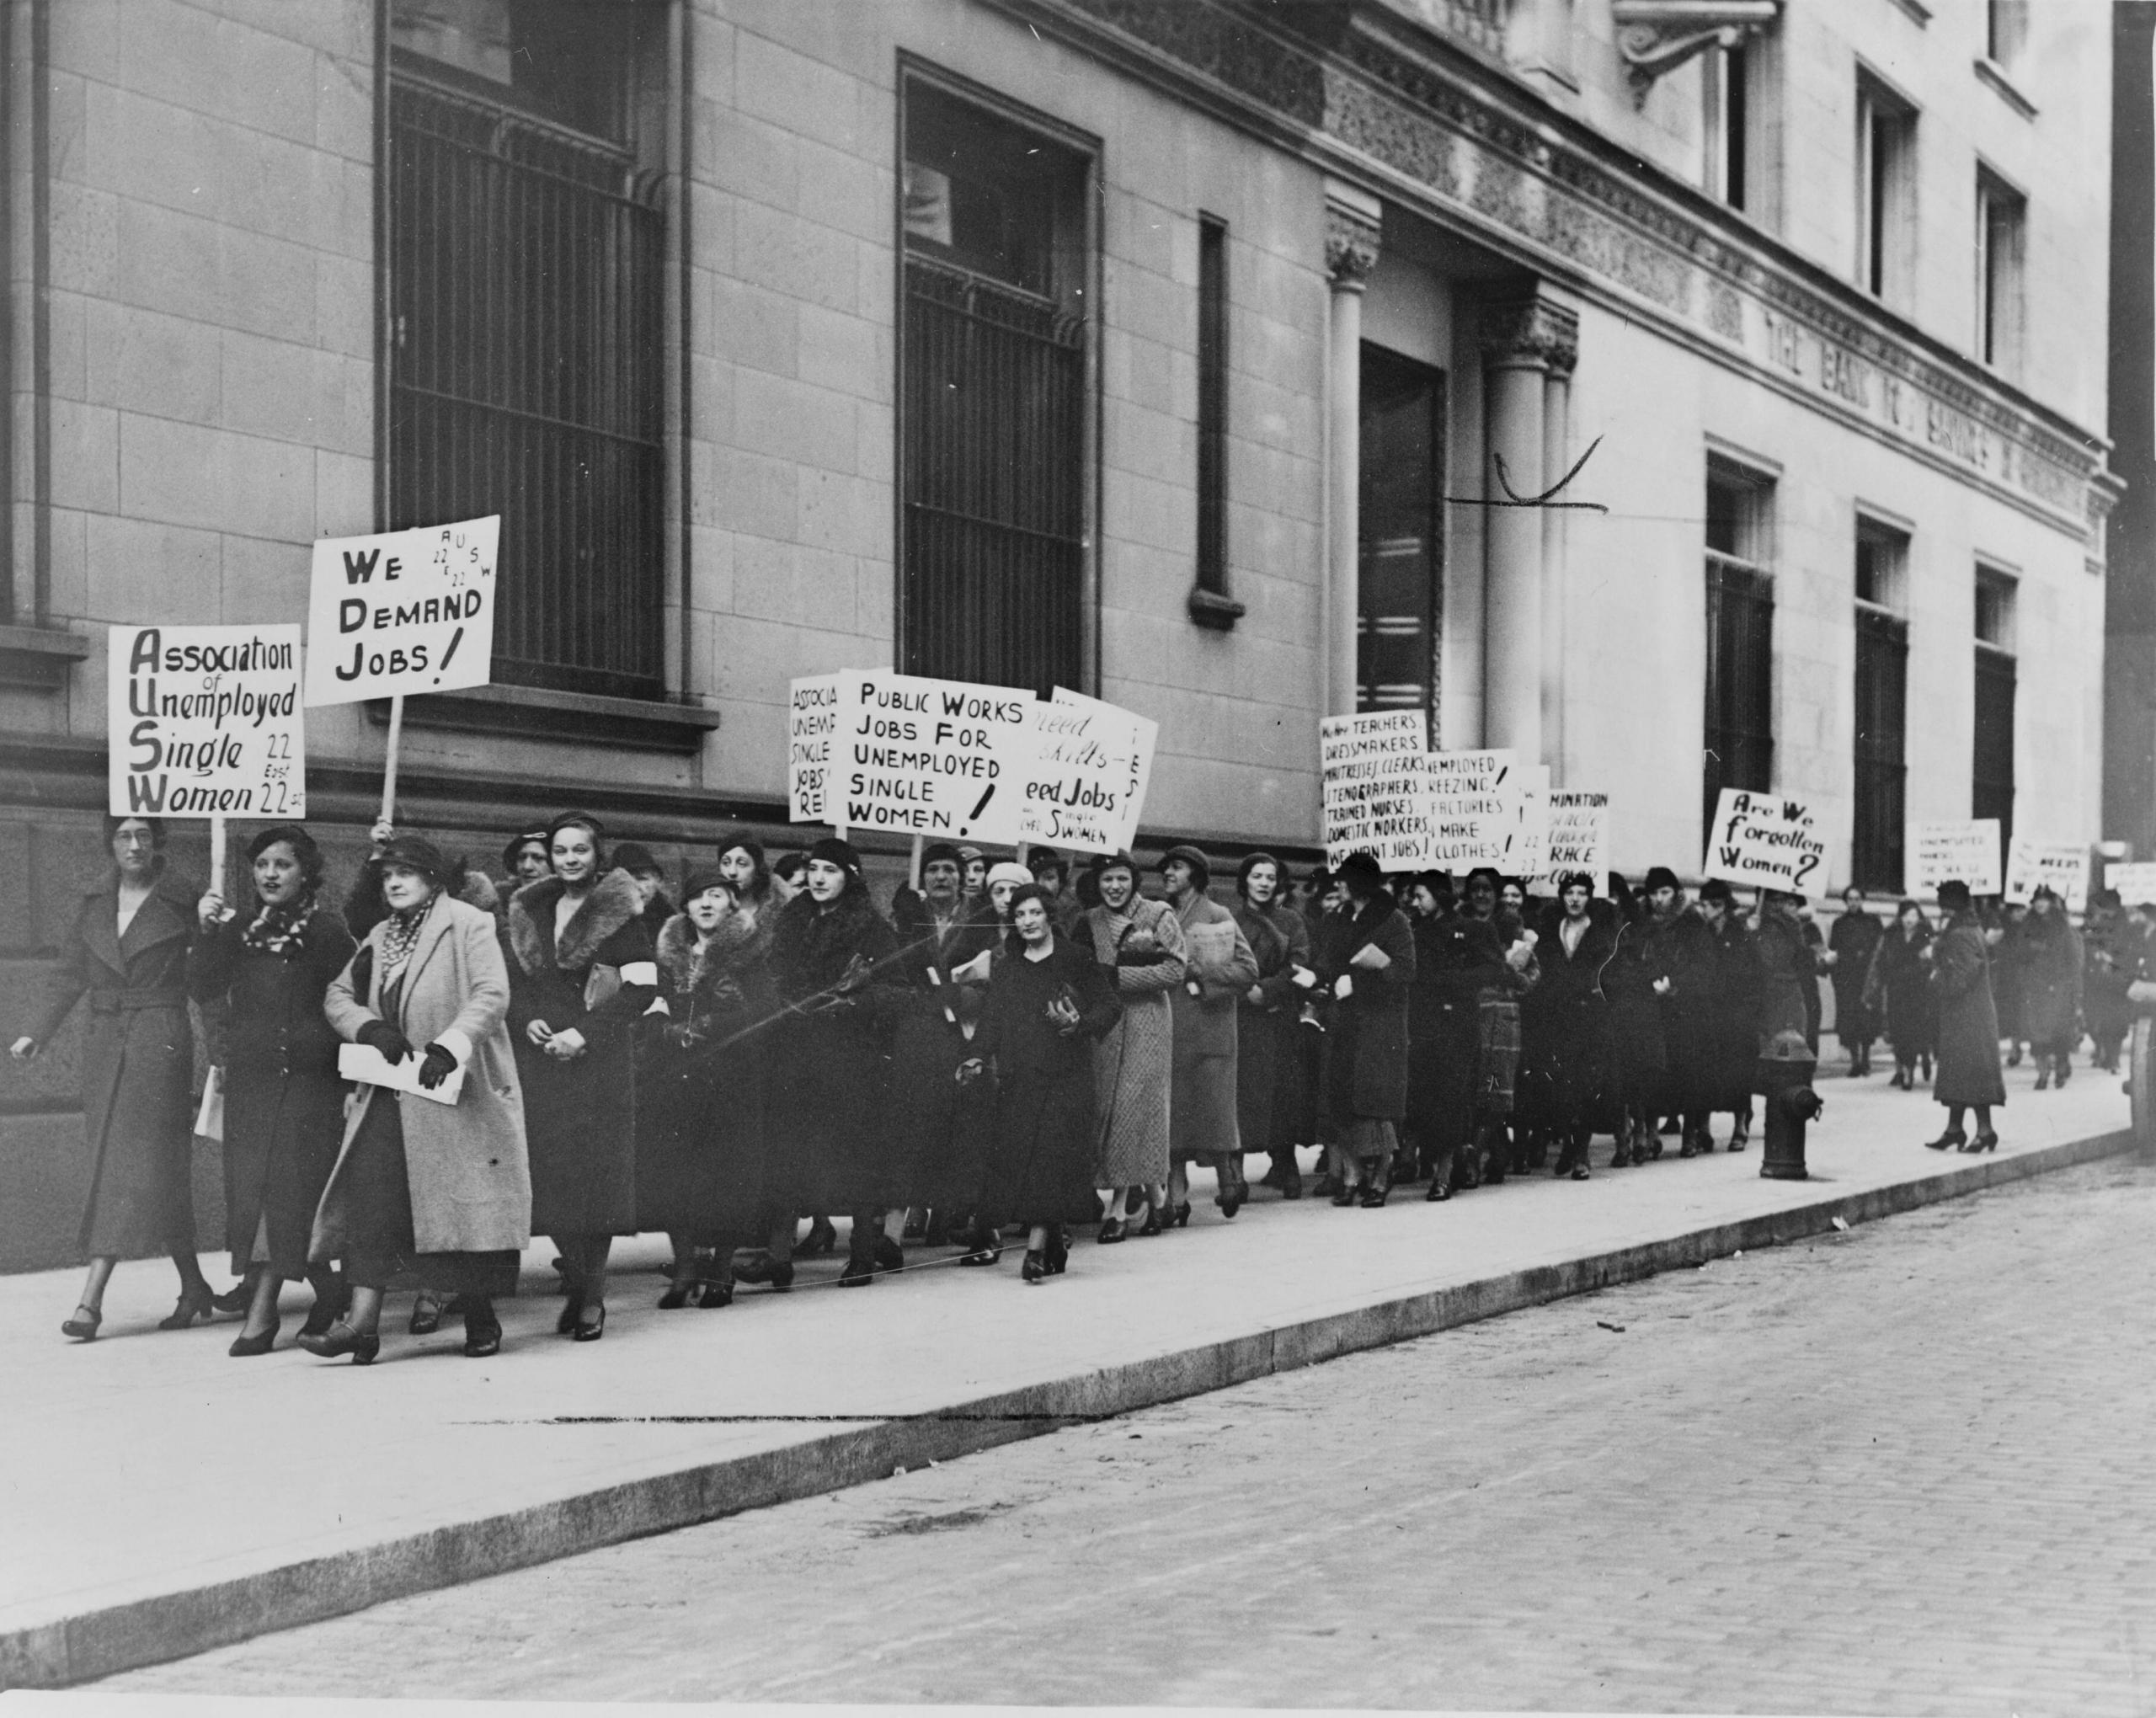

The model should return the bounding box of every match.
[899,77,1091,696]
[1852,516,1910,893]
[1358,345,1445,726]
[387,0,669,701]
[1704,458,1775,839]
[1974,567,2018,846]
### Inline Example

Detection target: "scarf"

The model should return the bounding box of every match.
[241,892,318,958]
[377,894,435,986]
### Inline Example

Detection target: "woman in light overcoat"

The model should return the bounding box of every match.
[307,834,531,1363]
[1085,852,1186,1240]
[13,815,215,1340]
[1161,846,1259,1224]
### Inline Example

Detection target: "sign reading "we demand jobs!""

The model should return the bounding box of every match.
[303,517,500,707]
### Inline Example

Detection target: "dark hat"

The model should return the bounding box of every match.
[1699,878,1735,905]
[808,836,862,874]
[921,842,963,870]
[1464,866,1502,895]
[1337,851,1385,891]
[680,867,733,904]
[500,828,548,872]
[1643,866,1683,894]
[380,833,451,884]
[1556,870,1596,895]
[1937,879,1973,910]
[1159,844,1212,887]
[546,809,605,843]
[1092,850,1140,880]
[1027,848,1068,880]
[611,841,660,876]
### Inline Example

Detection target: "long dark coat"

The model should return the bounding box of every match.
[1522,902,1618,1129]
[2018,912,2083,1049]
[1752,905,1816,1052]
[883,894,1001,1211]
[1643,905,1718,1112]
[1603,910,1668,1110]
[1868,923,1938,1061]
[1700,914,1762,1111]
[1319,894,1417,1126]
[977,931,1122,1226]
[765,885,906,1210]
[506,869,657,1236]
[1828,908,1883,1043]
[1930,914,2006,1107]
[634,910,776,1244]
[1230,898,1310,1155]
[189,903,356,1276]
[29,869,201,1257]
[1403,910,1502,1148]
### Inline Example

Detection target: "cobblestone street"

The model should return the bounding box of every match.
[109,1154,2156,1714]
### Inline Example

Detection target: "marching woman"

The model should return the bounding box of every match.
[307,834,531,1363]
[1866,900,1937,1091]
[713,828,775,912]
[1315,853,1416,1205]
[1826,887,1884,1076]
[1085,852,1186,1242]
[505,812,658,1342]
[641,870,776,1307]
[962,884,1123,1281]
[1603,876,1669,1168]
[1412,876,1508,1197]
[1925,879,2006,1151]
[1161,846,1259,1222]
[13,816,214,1340]
[1527,873,1618,1179]
[765,838,906,1287]
[1695,880,1761,1151]
[2018,885,2083,1089]
[189,825,357,1353]
[1231,852,1313,1200]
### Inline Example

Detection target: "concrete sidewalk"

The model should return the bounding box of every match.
[0,1061,2134,1688]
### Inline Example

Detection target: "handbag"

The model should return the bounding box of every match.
[584,963,622,1013]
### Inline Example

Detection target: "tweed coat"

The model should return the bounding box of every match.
[1168,892,1259,1162]
[315,892,532,1257]
[1083,896,1185,1187]
[29,869,201,1257]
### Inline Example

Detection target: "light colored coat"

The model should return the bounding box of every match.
[1170,891,1259,1161]
[1085,896,1185,1187]
[313,892,531,1257]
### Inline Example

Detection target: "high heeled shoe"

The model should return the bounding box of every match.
[957,1232,1003,1266]
[1134,1203,1162,1238]
[158,1283,216,1331]
[658,1281,696,1309]
[800,1217,839,1256]
[408,1291,446,1336]
[556,1291,586,1336]
[228,1317,280,1358]
[211,1279,254,1315]
[299,1283,349,1340]
[1358,1182,1389,1208]
[1924,1129,1967,1151]
[837,1256,876,1287]
[297,1321,380,1364]
[1020,1249,1048,1283]
[1045,1233,1070,1275]
[572,1303,606,1342]
[874,1235,905,1273]
[733,1255,793,1290]
[1970,1130,1999,1153]
[61,1305,102,1342]
[697,1276,734,1308]
[1097,1216,1126,1245]
[463,1313,503,1358]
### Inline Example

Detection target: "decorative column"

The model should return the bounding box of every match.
[1540,319,1578,778]
[1323,181,1381,719]
[1480,291,1578,760]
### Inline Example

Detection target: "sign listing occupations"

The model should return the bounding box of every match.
[1540,790,1610,893]
[1703,787,1830,898]
[2004,838,2089,910]
[835,670,1038,845]
[1319,711,1434,870]
[303,515,500,707]
[1019,687,1158,856]
[1424,748,1519,870]
[1907,819,2002,899]
[109,625,306,819]
[2106,861,2156,907]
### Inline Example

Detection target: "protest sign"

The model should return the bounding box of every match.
[834,670,1036,844]
[108,624,305,819]
[1703,787,1829,897]
[1540,790,1610,892]
[1018,688,1157,855]
[787,673,843,823]
[1512,765,1551,879]
[1319,710,1434,869]
[1908,819,2001,898]
[303,515,500,707]
[2106,862,2156,907]
[1424,748,1520,870]
[2004,838,2088,910]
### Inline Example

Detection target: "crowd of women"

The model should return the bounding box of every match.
[13,812,2141,1363]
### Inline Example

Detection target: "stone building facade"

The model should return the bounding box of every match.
[0,0,2120,1265]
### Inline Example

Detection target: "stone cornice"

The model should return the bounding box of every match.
[986,0,2112,543]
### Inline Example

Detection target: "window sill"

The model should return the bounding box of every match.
[0,625,90,691]
[363,682,723,754]
[1187,587,1246,632]
[1973,57,2036,120]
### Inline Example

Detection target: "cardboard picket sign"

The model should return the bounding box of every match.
[1511,765,1551,880]
[108,624,306,819]
[1319,711,1434,869]
[2105,861,2156,907]
[832,669,1036,844]
[1703,787,1829,897]
[303,516,500,707]
[1423,748,1519,871]
[787,673,842,823]
[1018,688,1157,856]
[1908,819,2002,898]
[1539,790,1610,893]
[2004,838,2088,910]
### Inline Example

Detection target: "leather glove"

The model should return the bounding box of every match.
[356,1019,414,1064]
[416,1043,459,1090]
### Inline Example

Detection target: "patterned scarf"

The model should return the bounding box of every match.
[240,892,318,958]
[377,894,435,985]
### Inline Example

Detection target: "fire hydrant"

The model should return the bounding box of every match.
[1756,1031,1822,1181]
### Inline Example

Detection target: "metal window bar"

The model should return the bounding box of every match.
[1196,216,1227,596]
[388,71,667,700]
[1973,643,2017,847]
[1704,552,1775,837]
[900,254,1086,695]
[1852,605,1909,891]
[1358,351,1444,727]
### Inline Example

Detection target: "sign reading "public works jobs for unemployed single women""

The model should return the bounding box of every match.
[839,670,1036,846]
[302,516,500,707]
[108,624,305,818]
